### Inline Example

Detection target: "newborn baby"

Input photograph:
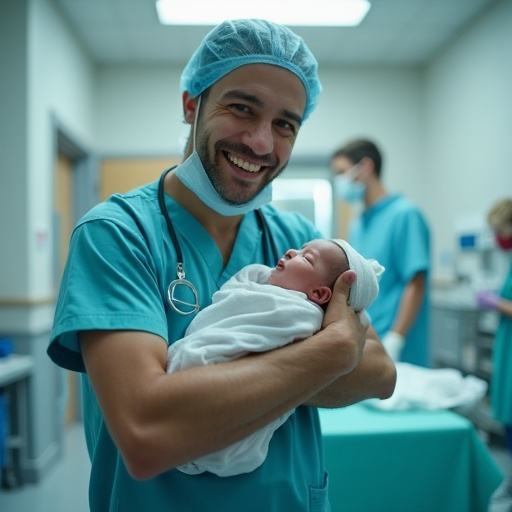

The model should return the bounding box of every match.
[167,238,384,476]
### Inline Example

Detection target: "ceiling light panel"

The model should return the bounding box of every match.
[156,0,371,27]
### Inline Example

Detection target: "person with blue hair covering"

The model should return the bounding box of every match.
[48,18,395,512]
[181,19,322,121]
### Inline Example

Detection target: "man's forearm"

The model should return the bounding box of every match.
[497,298,512,317]
[392,272,426,336]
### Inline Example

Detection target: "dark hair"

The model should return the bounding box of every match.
[332,138,383,178]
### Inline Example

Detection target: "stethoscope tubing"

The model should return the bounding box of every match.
[157,167,278,315]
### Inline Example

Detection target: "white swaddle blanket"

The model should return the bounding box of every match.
[364,362,488,412]
[167,264,324,477]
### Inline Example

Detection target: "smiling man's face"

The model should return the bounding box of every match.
[194,63,307,205]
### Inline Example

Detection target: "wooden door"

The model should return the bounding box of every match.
[100,158,181,201]
[336,200,354,240]
[54,153,77,427]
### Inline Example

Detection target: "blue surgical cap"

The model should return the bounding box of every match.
[180,19,322,121]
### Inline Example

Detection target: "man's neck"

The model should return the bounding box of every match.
[165,171,243,265]
[365,180,387,209]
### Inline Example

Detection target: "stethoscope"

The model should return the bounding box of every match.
[158,167,279,315]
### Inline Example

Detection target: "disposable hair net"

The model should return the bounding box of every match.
[180,19,322,121]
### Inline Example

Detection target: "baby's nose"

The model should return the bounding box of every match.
[286,248,298,258]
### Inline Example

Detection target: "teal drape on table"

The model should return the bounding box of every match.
[320,404,503,512]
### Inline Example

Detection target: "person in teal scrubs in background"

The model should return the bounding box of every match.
[47,20,396,512]
[476,198,512,511]
[331,138,431,367]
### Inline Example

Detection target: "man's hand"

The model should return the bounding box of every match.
[305,269,396,407]
[322,269,357,326]
[476,290,500,310]
[382,331,405,362]
[322,269,367,368]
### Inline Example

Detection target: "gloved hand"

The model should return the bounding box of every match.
[382,331,405,362]
[475,290,500,309]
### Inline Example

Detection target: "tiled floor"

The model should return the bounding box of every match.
[0,422,90,512]
[0,421,510,512]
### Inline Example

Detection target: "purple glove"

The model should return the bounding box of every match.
[476,290,499,309]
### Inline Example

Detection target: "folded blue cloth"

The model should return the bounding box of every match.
[0,339,13,358]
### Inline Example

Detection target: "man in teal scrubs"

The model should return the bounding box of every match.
[332,138,431,367]
[476,198,512,509]
[48,20,396,512]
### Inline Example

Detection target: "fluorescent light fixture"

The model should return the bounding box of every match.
[156,0,371,27]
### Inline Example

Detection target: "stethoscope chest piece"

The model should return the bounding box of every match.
[167,279,200,315]
[167,279,199,315]
[167,263,200,315]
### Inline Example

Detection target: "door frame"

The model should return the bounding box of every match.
[51,116,98,424]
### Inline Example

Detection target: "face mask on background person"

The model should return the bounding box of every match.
[495,232,512,251]
[334,173,366,203]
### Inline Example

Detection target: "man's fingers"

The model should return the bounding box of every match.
[323,270,357,327]
[334,269,357,302]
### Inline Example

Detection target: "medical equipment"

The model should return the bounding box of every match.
[158,167,279,315]
[454,215,507,292]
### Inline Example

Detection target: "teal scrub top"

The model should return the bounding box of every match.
[349,194,431,367]
[48,179,330,512]
[491,258,512,425]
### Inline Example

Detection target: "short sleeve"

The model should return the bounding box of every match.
[394,207,430,282]
[48,217,169,372]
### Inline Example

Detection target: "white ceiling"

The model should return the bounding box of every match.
[54,0,498,67]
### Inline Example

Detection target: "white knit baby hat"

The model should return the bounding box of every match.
[330,239,385,311]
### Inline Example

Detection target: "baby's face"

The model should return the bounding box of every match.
[268,239,347,297]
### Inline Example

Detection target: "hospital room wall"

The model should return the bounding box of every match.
[94,0,512,284]
[0,0,509,480]
[0,1,30,300]
[0,0,96,306]
[0,0,97,481]
[422,0,512,281]
[0,0,508,316]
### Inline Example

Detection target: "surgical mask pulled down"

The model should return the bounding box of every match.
[334,172,366,203]
[175,152,272,216]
